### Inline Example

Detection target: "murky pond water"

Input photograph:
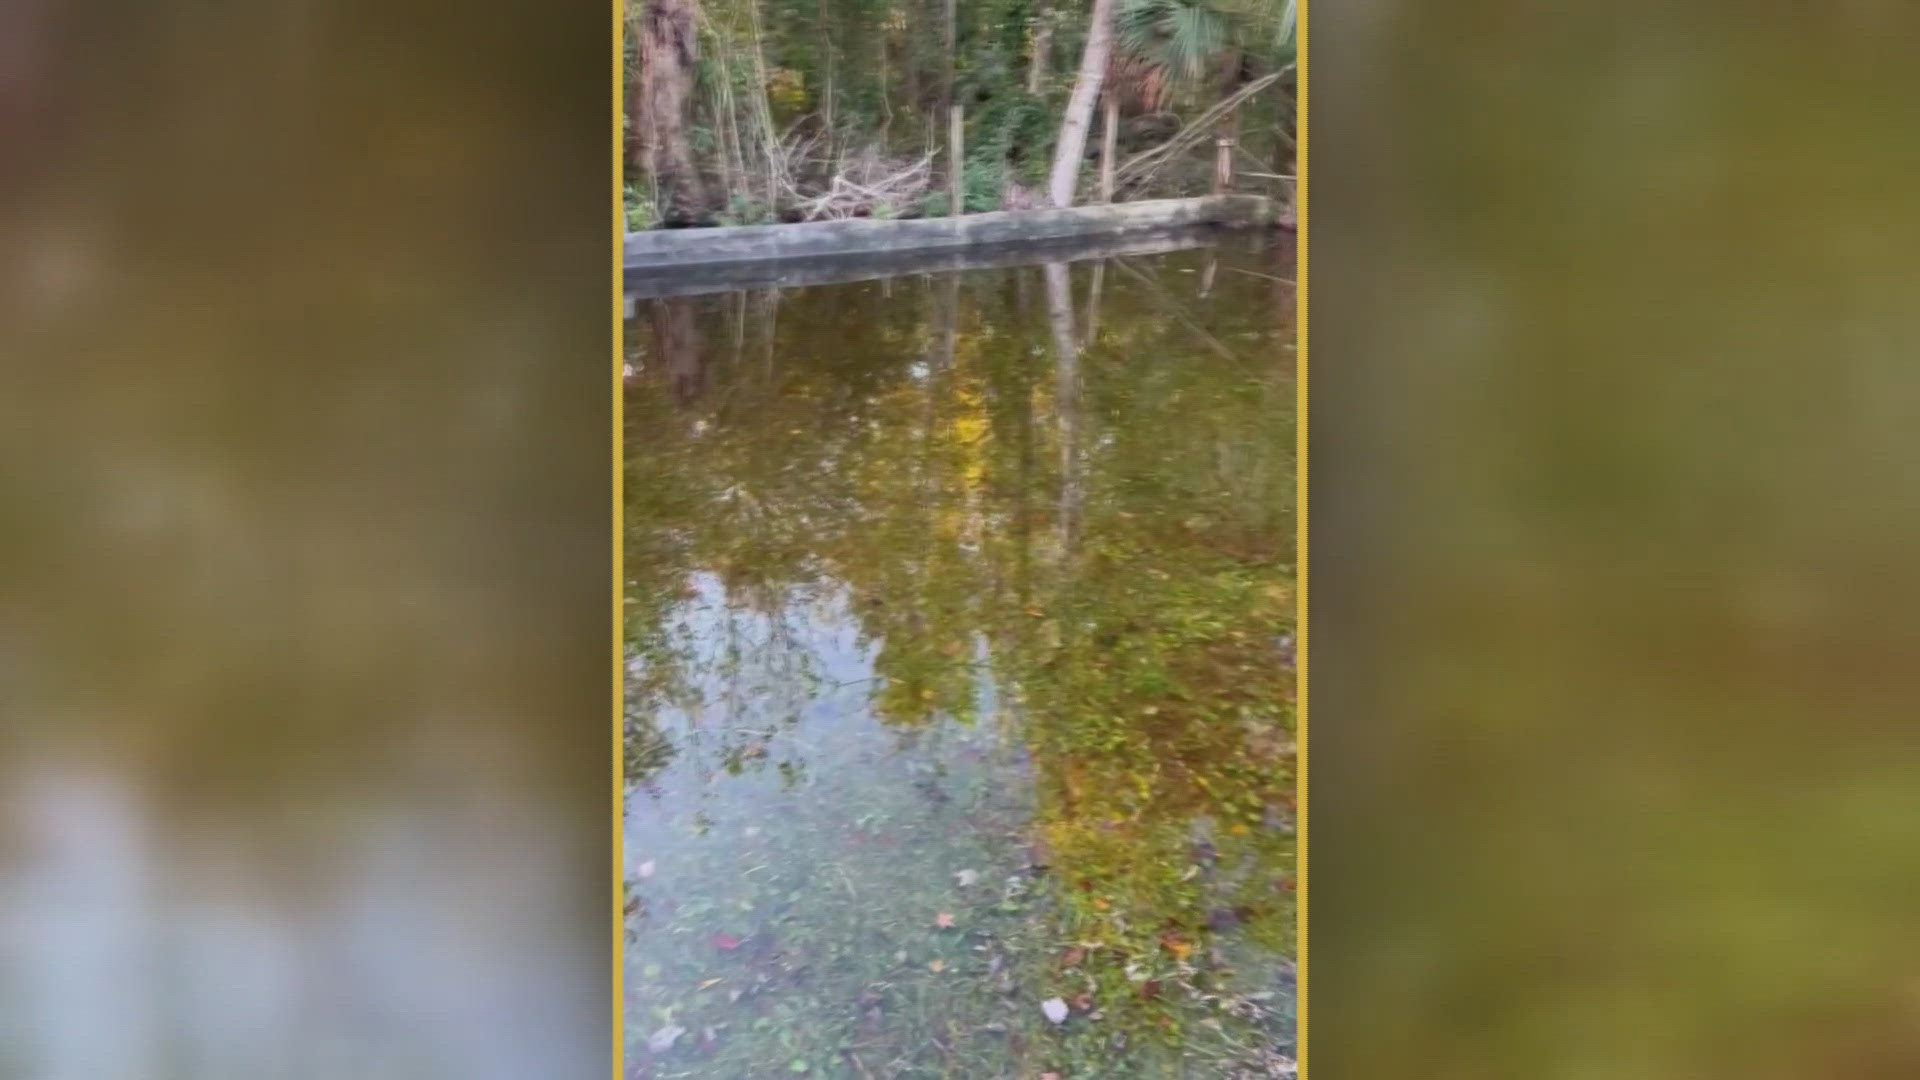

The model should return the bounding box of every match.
[624,232,1297,1078]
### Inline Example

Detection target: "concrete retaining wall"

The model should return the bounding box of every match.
[623,195,1282,275]
[624,222,1269,304]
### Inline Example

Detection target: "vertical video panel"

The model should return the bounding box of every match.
[621,0,1299,1073]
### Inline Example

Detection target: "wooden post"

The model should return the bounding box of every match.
[1099,95,1119,203]
[949,104,965,216]
[1213,108,1238,195]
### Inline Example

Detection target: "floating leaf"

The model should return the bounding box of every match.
[697,977,723,991]
[928,959,946,973]
[934,912,955,929]
[646,1024,684,1053]
[954,869,979,887]
[1041,997,1069,1024]
[638,860,656,879]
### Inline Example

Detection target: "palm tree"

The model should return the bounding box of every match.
[632,0,709,225]
[1115,0,1294,100]
[1107,0,1296,195]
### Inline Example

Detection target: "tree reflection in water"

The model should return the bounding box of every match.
[624,235,1296,1075]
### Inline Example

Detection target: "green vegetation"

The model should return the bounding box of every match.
[626,0,1297,226]
[625,243,1296,1076]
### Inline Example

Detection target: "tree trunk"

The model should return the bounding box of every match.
[1027,20,1051,94]
[633,0,707,225]
[1045,0,1117,208]
[942,0,958,122]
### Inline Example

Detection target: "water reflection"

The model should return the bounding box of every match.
[625,235,1296,1076]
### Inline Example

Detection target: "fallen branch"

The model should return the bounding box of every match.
[1115,72,1283,189]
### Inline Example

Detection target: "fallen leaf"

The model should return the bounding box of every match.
[928,959,946,973]
[934,912,955,929]
[1092,898,1110,911]
[1060,947,1085,968]
[1072,993,1094,1012]
[638,860,656,879]
[712,933,743,951]
[646,1024,684,1053]
[1139,980,1162,1000]
[1041,997,1069,1024]
[697,977,724,991]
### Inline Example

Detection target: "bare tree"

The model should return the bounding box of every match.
[1044,0,1118,207]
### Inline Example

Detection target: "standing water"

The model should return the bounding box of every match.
[625,233,1296,1078]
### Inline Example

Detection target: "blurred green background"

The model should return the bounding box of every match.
[1309,2,1920,1077]
[0,3,613,1078]
[6,0,1920,1077]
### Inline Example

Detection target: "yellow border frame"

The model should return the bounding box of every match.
[613,0,627,1073]
[1295,0,1310,1073]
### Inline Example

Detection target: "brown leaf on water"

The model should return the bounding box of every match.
[934,912,955,928]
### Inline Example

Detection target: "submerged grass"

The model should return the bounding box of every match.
[625,240,1295,1078]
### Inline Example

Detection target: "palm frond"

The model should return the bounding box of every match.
[1116,0,1232,93]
